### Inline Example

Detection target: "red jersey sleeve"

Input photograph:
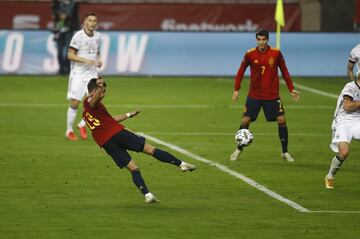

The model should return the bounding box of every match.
[234,53,250,91]
[278,51,294,92]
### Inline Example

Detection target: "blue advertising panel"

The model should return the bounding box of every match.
[0,30,358,76]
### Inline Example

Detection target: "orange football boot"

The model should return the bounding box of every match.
[66,131,78,141]
[78,126,88,140]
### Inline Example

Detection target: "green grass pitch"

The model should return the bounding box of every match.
[1,76,360,238]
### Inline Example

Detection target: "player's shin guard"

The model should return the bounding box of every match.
[153,148,182,166]
[327,155,344,178]
[278,124,288,153]
[131,169,149,195]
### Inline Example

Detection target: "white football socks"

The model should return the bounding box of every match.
[327,156,344,178]
[78,119,86,128]
[66,107,77,133]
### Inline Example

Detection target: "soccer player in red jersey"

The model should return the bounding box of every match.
[83,77,196,203]
[230,29,300,162]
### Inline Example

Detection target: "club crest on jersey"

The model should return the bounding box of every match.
[254,59,259,64]
[268,57,274,67]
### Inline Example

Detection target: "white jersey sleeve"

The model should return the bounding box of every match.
[349,44,360,64]
[332,82,360,126]
[69,32,81,50]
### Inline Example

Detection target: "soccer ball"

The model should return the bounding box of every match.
[234,129,253,146]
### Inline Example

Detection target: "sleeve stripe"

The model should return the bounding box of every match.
[343,94,353,101]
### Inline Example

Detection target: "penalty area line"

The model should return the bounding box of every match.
[139,133,310,213]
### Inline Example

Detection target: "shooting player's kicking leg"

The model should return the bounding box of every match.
[143,143,196,172]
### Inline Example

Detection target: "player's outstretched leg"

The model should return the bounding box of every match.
[127,160,158,203]
[143,144,196,172]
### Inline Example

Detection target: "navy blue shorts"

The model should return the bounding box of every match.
[102,130,146,169]
[243,96,285,122]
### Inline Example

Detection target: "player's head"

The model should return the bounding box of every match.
[255,29,269,50]
[88,77,106,97]
[256,29,269,39]
[83,12,98,33]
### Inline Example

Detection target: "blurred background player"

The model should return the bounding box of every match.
[51,0,79,75]
[83,77,196,203]
[66,12,102,141]
[230,29,300,162]
[347,43,360,81]
[325,76,360,189]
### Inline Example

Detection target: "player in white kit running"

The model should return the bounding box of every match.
[66,12,102,141]
[325,78,360,189]
[347,44,360,81]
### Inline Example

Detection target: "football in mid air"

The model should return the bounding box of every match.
[234,129,253,146]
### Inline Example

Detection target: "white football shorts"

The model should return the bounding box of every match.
[330,122,360,153]
[67,70,98,100]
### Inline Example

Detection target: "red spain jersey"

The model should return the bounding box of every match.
[83,97,124,147]
[234,46,294,100]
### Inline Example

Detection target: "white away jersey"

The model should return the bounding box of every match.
[69,29,101,81]
[332,81,360,126]
[349,44,360,68]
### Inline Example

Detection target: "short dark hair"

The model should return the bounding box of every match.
[87,77,106,92]
[87,78,98,92]
[84,12,97,19]
[256,29,269,39]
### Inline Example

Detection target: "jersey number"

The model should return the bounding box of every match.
[277,99,284,113]
[261,66,266,75]
[84,112,100,130]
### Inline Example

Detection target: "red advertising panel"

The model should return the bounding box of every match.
[79,3,300,31]
[1,2,300,31]
[355,0,360,25]
[0,2,52,29]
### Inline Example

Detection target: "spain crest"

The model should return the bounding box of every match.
[268,57,274,67]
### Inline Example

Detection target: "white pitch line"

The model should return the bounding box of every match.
[287,82,339,99]
[140,133,310,213]
[142,132,328,137]
[309,211,360,214]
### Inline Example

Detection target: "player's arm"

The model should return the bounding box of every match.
[96,46,103,68]
[233,54,249,102]
[278,52,300,101]
[88,78,105,108]
[343,96,360,112]
[113,110,141,123]
[347,61,356,81]
[67,47,97,66]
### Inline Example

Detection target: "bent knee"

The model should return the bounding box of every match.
[143,143,156,155]
[338,148,349,159]
[277,117,286,125]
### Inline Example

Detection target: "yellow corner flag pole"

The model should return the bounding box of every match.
[275,0,285,49]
